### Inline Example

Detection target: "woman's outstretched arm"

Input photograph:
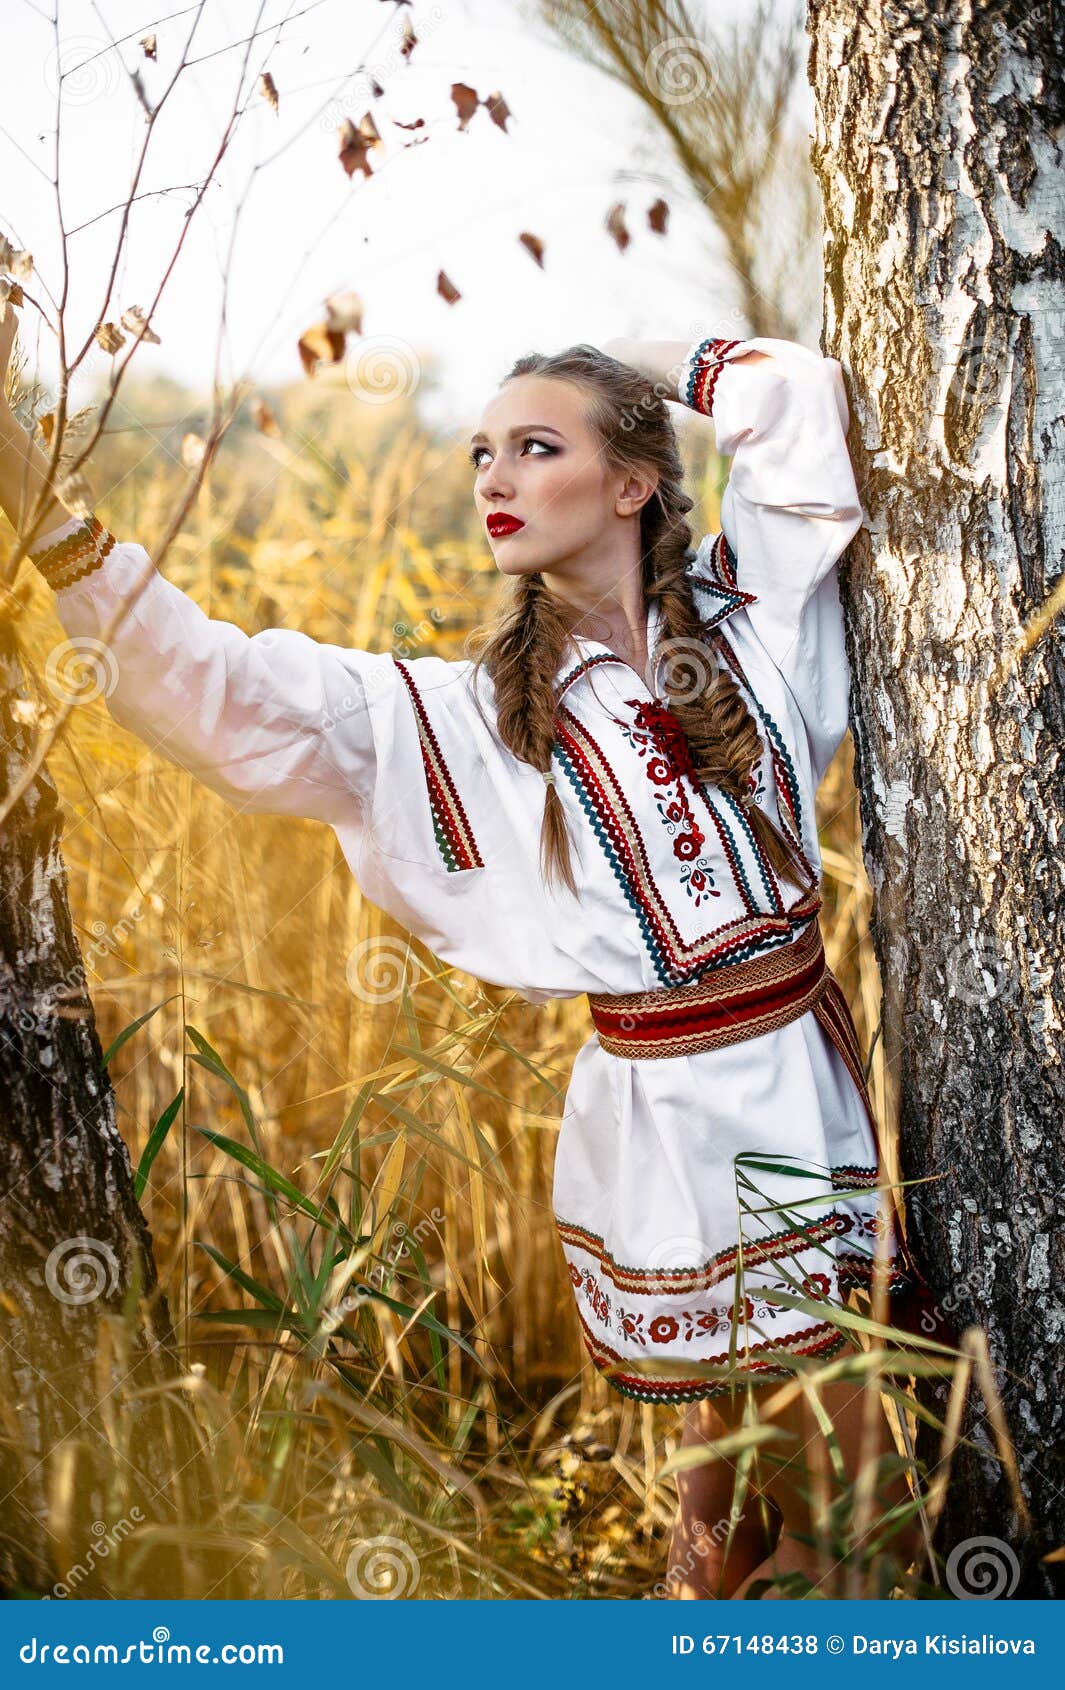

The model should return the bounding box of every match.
[0,377,396,827]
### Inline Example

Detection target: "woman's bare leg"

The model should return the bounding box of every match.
[727,1375,924,1599]
[663,1393,782,1598]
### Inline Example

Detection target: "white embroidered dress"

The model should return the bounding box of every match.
[31,333,907,1404]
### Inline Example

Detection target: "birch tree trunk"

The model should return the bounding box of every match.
[808,0,1064,1595]
[0,624,209,1596]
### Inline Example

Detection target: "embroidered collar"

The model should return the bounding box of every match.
[553,532,757,702]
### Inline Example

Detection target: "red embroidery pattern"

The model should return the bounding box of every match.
[557,1205,858,1298]
[612,696,721,908]
[573,1302,849,1404]
[553,705,814,984]
[393,660,484,872]
[683,337,743,418]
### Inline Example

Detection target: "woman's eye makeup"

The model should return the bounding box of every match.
[468,437,555,469]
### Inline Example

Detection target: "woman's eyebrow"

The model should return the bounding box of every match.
[469,424,568,445]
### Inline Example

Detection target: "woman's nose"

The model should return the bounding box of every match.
[477,458,514,500]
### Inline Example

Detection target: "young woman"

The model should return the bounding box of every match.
[0,307,935,1597]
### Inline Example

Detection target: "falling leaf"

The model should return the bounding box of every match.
[120,305,161,344]
[94,321,126,354]
[298,322,345,376]
[483,90,511,133]
[605,202,629,252]
[0,240,34,281]
[37,411,55,446]
[451,82,479,130]
[250,397,281,437]
[337,114,382,179]
[371,75,385,98]
[139,34,157,59]
[437,271,461,305]
[647,197,669,234]
[519,231,545,268]
[259,71,279,112]
[324,290,363,335]
[398,17,418,60]
[392,116,424,130]
[182,432,206,469]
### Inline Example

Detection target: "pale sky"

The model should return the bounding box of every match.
[2,0,812,435]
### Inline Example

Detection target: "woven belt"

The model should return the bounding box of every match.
[587,917,829,1061]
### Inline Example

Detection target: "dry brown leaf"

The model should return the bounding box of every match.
[483,90,512,133]
[647,197,669,234]
[259,72,279,112]
[398,16,418,60]
[437,271,461,305]
[298,322,346,376]
[337,114,382,179]
[392,116,424,131]
[324,290,363,335]
[120,305,161,344]
[139,34,157,60]
[518,231,545,268]
[605,202,629,252]
[37,411,55,446]
[250,397,281,437]
[0,238,33,281]
[94,321,126,354]
[451,82,479,130]
[0,279,25,309]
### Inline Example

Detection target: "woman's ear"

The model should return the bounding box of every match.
[616,466,658,518]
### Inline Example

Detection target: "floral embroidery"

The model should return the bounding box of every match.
[613,696,722,909]
[801,1272,832,1300]
[648,1315,679,1344]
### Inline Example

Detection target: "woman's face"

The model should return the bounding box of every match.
[469,373,653,583]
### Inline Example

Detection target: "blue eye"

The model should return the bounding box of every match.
[468,437,555,469]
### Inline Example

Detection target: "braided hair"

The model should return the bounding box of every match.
[467,343,808,898]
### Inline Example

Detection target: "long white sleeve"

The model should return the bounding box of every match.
[30,516,406,826]
[677,334,866,781]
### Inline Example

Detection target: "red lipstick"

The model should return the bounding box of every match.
[487,512,525,537]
